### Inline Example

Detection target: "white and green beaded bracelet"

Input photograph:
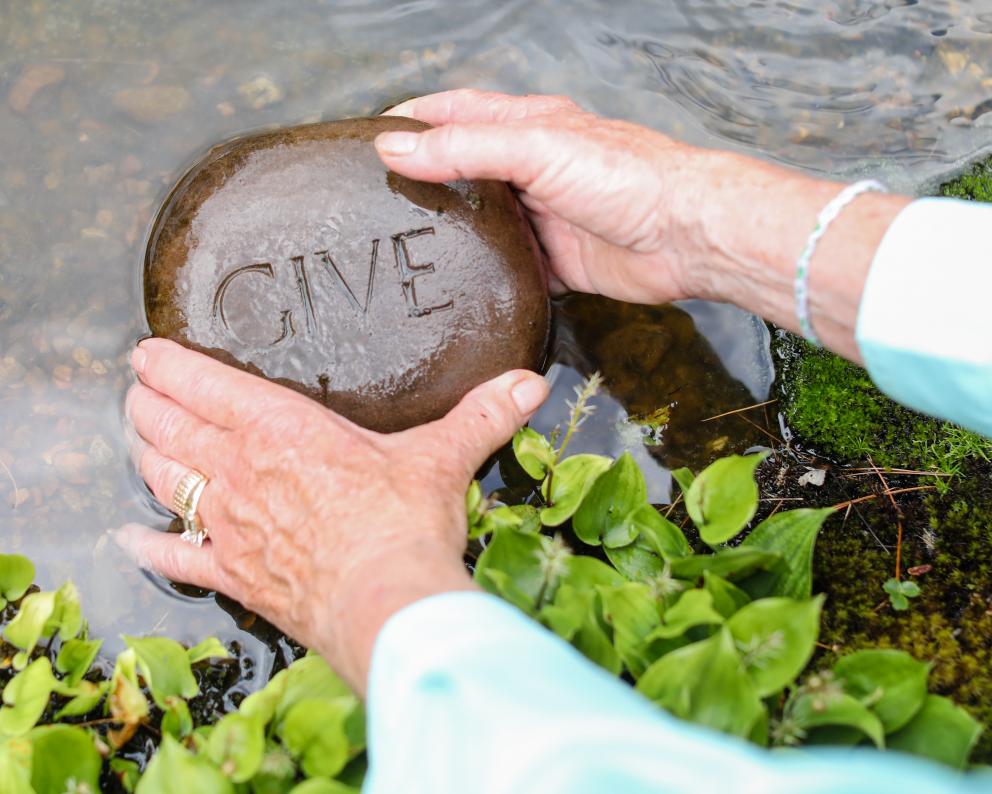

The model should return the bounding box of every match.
[794,179,887,346]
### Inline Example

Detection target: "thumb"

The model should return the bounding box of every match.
[418,370,549,477]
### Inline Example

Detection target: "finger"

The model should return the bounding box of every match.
[127,383,229,471]
[135,445,224,531]
[114,522,224,591]
[374,120,557,186]
[410,369,549,477]
[385,89,579,125]
[132,338,317,430]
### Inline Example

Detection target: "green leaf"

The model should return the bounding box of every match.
[278,697,354,778]
[0,555,34,609]
[648,589,724,640]
[883,578,921,611]
[560,556,626,589]
[108,648,150,728]
[124,635,199,707]
[273,655,356,726]
[670,467,695,496]
[684,453,767,546]
[110,757,141,793]
[540,585,622,675]
[540,454,612,527]
[28,725,102,794]
[513,427,556,480]
[3,591,56,666]
[55,637,102,687]
[208,712,265,782]
[598,583,662,678]
[669,548,783,582]
[834,649,930,733]
[474,527,549,614]
[573,453,647,547]
[727,596,823,697]
[136,734,234,794]
[289,780,360,794]
[49,581,82,642]
[740,508,835,599]
[0,658,57,737]
[162,696,194,739]
[54,680,107,719]
[465,479,485,526]
[0,736,33,794]
[469,504,541,541]
[703,571,751,618]
[637,628,765,739]
[605,541,664,582]
[628,504,691,561]
[187,637,229,665]
[888,695,983,769]
[791,691,885,748]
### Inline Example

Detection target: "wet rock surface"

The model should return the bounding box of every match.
[144,116,550,432]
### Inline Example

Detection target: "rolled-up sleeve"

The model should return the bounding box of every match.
[364,591,987,794]
[856,197,992,437]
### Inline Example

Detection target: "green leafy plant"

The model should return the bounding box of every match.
[0,557,365,793]
[467,375,983,768]
[883,578,922,611]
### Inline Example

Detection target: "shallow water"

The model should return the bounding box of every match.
[2,1,990,674]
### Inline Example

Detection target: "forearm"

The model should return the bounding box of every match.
[675,150,911,364]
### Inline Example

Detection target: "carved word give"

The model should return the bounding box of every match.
[212,227,452,346]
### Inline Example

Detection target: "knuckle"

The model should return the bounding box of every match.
[151,404,186,449]
[144,453,173,499]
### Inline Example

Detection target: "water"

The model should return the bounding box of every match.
[2,0,989,675]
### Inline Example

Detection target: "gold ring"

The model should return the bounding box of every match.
[173,469,210,547]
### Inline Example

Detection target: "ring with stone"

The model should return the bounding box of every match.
[172,469,210,547]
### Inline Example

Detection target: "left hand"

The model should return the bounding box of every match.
[118,338,548,693]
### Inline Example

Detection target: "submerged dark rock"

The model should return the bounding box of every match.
[144,116,549,431]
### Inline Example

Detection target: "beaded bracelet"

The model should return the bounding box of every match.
[794,179,887,346]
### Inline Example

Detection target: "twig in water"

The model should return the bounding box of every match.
[734,412,784,446]
[701,398,778,423]
[0,457,19,509]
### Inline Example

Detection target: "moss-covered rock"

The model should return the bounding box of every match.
[941,157,992,202]
[773,332,942,467]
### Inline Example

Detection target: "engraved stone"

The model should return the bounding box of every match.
[144,117,549,432]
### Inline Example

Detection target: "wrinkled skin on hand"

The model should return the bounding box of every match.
[377,90,710,306]
[120,338,548,693]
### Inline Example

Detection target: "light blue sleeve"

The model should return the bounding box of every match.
[856,197,992,437]
[364,592,989,794]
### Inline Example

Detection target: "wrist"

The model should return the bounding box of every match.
[321,539,476,695]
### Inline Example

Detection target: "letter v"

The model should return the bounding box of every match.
[315,240,379,316]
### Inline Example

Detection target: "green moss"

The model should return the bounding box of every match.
[775,334,945,468]
[813,469,992,761]
[941,157,992,202]
[775,333,992,474]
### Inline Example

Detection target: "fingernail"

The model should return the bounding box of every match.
[131,347,147,374]
[375,131,419,156]
[511,375,549,415]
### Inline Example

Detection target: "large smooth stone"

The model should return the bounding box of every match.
[144,117,549,432]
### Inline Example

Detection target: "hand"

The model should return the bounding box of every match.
[375,89,710,306]
[117,338,549,694]
[377,90,911,363]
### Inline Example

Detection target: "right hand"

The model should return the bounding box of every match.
[375,90,711,306]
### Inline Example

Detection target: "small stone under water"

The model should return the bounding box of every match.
[144,116,549,431]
